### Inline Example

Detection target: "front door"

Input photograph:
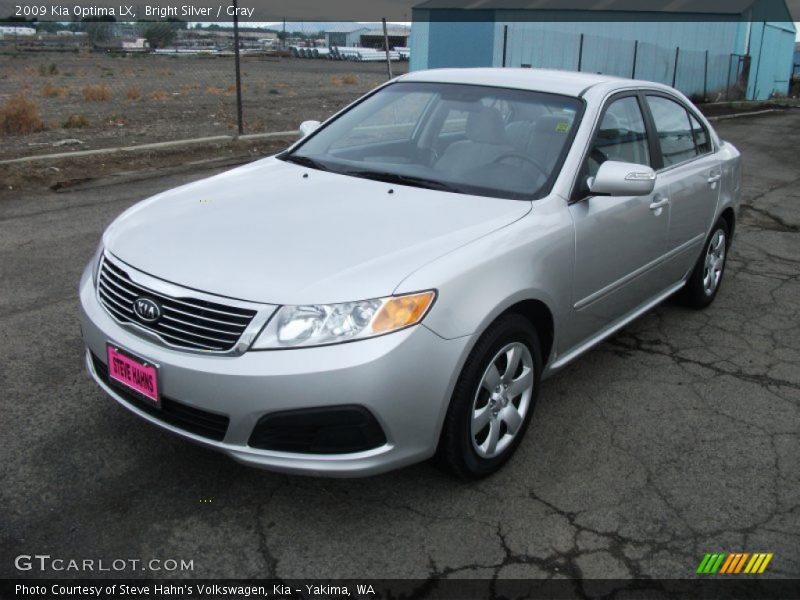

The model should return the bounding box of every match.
[565,94,670,350]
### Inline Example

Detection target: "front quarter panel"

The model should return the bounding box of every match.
[395,194,574,364]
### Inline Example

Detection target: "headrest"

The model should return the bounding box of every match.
[466,107,506,145]
[512,103,548,123]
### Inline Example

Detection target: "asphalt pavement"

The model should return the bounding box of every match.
[1,111,799,582]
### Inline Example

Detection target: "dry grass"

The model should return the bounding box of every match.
[62,114,90,129]
[82,84,112,102]
[226,84,237,94]
[157,68,173,77]
[205,86,223,96]
[0,95,46,135]
[149,90,169,101]
[41,83,68,98]
[126,86,141,101]
[329,74,359,86]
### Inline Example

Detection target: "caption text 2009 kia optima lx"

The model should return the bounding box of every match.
[79,68,741,478]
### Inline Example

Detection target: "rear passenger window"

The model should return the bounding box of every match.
[646,96,697,167]
[689,113,712,155]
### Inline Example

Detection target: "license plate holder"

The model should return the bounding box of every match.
[106,343,160,408]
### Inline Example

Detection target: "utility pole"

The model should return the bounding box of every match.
[382,18,393,79]
[232,0,243,135]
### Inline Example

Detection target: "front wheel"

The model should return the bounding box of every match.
[679,218,730,308]
[436,314,541,479]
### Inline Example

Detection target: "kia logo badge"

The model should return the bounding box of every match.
[133,297,162,323]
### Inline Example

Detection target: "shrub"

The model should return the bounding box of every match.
[341,74,358,85]
[38,62,58,77]
[0,95,46,135]
[149,90,169,101]
[126,86,141,101]
[41,83,68,98]
[63,114,90,129]
[205,86,223,95]
[329,75,343,86]
[82,84,112,102]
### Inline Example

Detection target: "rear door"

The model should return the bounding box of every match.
[643,94,721,281]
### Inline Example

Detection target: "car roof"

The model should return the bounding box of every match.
[398,67,667,98]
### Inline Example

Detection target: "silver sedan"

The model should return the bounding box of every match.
[79,68,741,478]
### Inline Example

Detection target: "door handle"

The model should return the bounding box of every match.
[649,198,670,211]
[707,173,722,184]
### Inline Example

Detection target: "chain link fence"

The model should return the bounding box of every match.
[0,22,408,160]
[503,28,751,102]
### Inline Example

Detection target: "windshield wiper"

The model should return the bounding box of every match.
[341,169,463,193]
[282,154,331,172]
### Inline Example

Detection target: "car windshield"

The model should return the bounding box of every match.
[282,82,583,200]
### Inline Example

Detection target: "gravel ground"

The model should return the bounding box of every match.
[0,111,798,585]
[0,53,406,160]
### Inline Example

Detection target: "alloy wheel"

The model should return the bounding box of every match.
[470,342,534,459]
[703,229,726,296]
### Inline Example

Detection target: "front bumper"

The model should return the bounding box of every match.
[79,263,472,476]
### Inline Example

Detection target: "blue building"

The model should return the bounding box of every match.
[411,1,797,100]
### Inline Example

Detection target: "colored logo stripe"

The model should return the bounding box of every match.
[697,553,725,574]
[699,553,774,574]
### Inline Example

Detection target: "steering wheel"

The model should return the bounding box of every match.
[491,152,548,178]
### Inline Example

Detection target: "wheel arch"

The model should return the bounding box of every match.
[719,206,735,239]
[499,299,555,369]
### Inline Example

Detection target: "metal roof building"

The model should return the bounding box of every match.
[410,0,797,100]
[325,26,370,48]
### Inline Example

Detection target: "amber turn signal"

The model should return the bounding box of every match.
[371,291,436,334]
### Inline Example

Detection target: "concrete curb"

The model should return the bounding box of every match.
[707,109,780,122]
[0,130,299,166]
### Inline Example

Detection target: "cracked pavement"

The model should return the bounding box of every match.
[1,111,798,582]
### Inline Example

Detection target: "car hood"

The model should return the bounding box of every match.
[105,158,531,304]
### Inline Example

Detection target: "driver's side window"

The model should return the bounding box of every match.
[577,96,650,198]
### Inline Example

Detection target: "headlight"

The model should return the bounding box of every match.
[252,290,436,349]
[91,241,104,284]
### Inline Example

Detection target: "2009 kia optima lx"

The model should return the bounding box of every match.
[80,68,741,478]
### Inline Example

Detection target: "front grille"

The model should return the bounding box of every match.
[97,258,257,352]
[91,352,229,441]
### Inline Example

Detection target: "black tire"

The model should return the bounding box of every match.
[436,313,542,480]
[678,218,731,309]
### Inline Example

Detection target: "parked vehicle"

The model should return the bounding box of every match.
[80,68,741,478]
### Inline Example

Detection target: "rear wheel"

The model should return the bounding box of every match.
[436,314,541,479]
[679,219,730,308]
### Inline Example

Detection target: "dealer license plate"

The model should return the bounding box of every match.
[106,344,160,407]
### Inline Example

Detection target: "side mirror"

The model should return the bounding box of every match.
[299,120,321,138]
[588,161,656,196]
